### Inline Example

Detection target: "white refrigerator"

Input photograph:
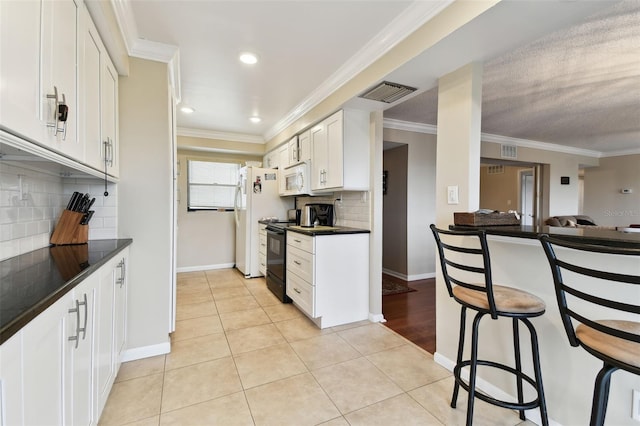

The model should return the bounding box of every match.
[234,166,292,277]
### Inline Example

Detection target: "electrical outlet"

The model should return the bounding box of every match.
[633,389,640,421]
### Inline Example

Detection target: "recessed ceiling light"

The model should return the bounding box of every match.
[249,116,261,123]
[180,106,195,114]
[239,52,258,65]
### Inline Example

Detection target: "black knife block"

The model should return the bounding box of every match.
[50,210,88,245]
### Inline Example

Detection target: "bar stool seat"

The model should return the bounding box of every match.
[576,320,640,369]
[453,285,546,315]
[430,225,548,426]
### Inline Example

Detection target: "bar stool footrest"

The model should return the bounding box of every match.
[453,359,542,411]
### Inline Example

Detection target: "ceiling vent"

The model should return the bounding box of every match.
[359,81,417,103]
[501,144,518,159]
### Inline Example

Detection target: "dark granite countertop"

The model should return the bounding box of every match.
[449,224,640,248]
[0,239,133,344]
[286,225,370,236]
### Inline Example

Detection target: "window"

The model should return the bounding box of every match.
[187,160,239,210]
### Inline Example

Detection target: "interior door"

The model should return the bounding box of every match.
[520,169,535,226]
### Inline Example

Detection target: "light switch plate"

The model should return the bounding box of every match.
[447,185,459,205]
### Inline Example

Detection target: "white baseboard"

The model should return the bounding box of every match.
[369,312,386,323]
[176,262,235,273]
[120,341,171,363]
[433,352,561,426]
[382,268,435,281]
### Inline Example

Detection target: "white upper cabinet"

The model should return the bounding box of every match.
[41,0,82,159]
[0,0,42,143]
[1,0,118,175]
[81,5,119,177]
[278,144,289,169]
[298,129,311,163]
[310,110,370,192]
[263,149,278,169]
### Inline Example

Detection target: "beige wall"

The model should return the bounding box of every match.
[383,128,438,280]
[118,57,173,354]
[583,154,640,226]
[480,165,529,212]
[175,149,262,271]
[382,145,408,276]
[481,141,599,218]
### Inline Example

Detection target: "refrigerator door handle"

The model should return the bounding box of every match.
[234,184,242,228]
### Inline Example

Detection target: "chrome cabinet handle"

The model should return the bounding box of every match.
[68,299,81,349]
[46,86,68,139]
[293,260,301,265]
[68,293,87,348]
[80,293,88,340]
[293,287,301,294]
[117,259,126,287]
[294,239,301,243]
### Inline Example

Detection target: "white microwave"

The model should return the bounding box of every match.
[279,162,311,196]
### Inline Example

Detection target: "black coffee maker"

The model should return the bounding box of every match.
[301,203,334,227]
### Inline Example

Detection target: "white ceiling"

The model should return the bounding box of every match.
[122,0,640,156]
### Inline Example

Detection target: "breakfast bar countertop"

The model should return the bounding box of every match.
[450,224,640,248]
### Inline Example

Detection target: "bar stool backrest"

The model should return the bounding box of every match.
[539,235,640,347]
[430,225,499,319]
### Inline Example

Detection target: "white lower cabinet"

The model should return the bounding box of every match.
[258,224,267,276]
[0,247,129,425]
[286,232,369,328]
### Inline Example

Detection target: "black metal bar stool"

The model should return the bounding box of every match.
[430,225,548,426]
[539,235,640,426]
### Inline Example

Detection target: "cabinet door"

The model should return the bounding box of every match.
[278,144,289,169]
[102,59,119,177]
[67,279,97,426]
[0,333,24,426]
[324,111,344,189]
[113,254,128,370]
[298,130,311,163]
[22,294,70,425]
[288,136,299,165]
[95,260,116,416]
[310,121,327,190]
[80,5,103,171]
[0,0,43,143]
[41,0,82,159]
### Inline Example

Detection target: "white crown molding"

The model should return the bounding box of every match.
[599,147,640,158]
[263,0,454,141]
[480,133,603,158]
[177,127,264,144]
[383,118,437,134]
[110,0,138,54]
[382,118,612,158]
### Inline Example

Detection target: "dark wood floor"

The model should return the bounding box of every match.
[382,274,436,354]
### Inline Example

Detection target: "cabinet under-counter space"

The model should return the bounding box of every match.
[285,227,369,328]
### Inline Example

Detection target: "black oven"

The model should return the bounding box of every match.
[265,224,292,303]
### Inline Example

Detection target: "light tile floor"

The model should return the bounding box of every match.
[100,269,534,425]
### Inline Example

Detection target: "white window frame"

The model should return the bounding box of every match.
[187,159,239,211]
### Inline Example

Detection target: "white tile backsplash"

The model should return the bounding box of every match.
[0,163,118,261]
[295,191,371,229]
[0,163,63,260]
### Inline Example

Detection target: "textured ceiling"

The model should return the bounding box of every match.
[384,0,640,155]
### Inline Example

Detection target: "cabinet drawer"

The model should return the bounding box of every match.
[287,232,314,253]
[287,246,313,283]
[287,272,314,317]
[259,233,267,255]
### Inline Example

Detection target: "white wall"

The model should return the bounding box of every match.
[118,57,173,357]
[383,128,437,280]
[583,154,640,226]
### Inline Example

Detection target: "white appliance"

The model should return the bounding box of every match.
[279,162,312,196]
[234,166,292,277]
